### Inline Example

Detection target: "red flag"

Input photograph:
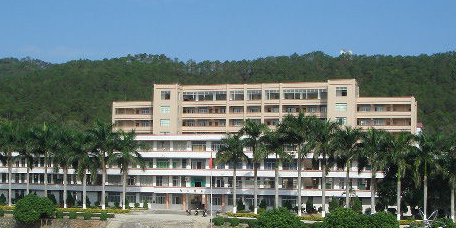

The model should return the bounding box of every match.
[209,153,213,169]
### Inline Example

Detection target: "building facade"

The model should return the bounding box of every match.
[0,79,417,212]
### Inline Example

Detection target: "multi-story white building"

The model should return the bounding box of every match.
[0,79,418,212]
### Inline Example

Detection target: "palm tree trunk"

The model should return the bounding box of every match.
[451,183,455,222]
[423,172,428,219]
[233,166,237,213]
[345,161,350,208]
[101,154,106,210]
[322,161,326,217]
[122,171,127,210]
[370,173,376,214]
[274,154,279,208]
[297,157,302,216]
[253,162,258,214]
[26,165,30,195]
[8,157,12,206]
[63,167,68,208]
[44,157,48,197]
[396,170,401,221]
[83,172,87,209]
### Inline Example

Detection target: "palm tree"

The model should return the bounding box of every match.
[109,130,146,210]
[439,135,456,221]
[0,121,18,206]
[358,128,389,214]
[15,126,35,195]
[87,120,119,209]
[71,130,98,209]
[29,123,55,198]
[313,119,339,217]
[240,119,267,214]
[386,131,415,221]
[215,133,247,213]
[278,113,317,216]
[52,128,74,208]
[413,132,443,219]
[259,129,291,209]
[333,126,363,208]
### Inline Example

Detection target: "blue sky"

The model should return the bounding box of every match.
[0,0,455,63]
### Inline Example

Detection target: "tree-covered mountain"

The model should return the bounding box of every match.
[0,52,455,132]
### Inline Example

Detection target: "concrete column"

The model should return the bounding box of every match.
[169,176,173,187]
[182,194,187,210]
[169,159,173,168]
[186,141,192,151]
[169,141,174,151]
[152,176,156,187]
[205,176,210,187]
[136,193,140,203]
[260,178,265,188]
[165,193,169,210]
[223,177,229,188]
[241,177,246,188]
[153,141,157,151]
[222,194,226,212]
[204,194,208,209]
[153,158,157,169]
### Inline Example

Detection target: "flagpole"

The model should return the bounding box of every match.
[210,151,213,228]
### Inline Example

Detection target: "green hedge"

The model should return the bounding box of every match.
[57,207,129,214]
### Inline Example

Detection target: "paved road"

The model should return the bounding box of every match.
[107,210,211,228]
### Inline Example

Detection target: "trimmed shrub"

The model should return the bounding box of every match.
[249,205,254,212]
[257,207,304,228]
[134,203,140,208]
[55,210,64,218]
[86,196,91,208]
[125,199,130,209]
[69,211,77,219]
[363,211,398,228]
[83,212,91,220]
[94,201,100,207]
[328,198,340,212]
[227,212,259,218]
[0,208,4,217]
[66,194,75,208]
[283,200,293,211]
[100,212,108,221]
[306,199,315,214]
[259,200,267,209]
[298,214,323,221]
[143,200,148,209]
[228,218,240,226]
[57,207,130,214]
[431,218,456,228]
[13,194,56,224]
[114,201,120,208]
[0,193,6,205]
[237,199,245,212]
[212,217,225,226]
[47,194,57,205]
[321,207,363,228]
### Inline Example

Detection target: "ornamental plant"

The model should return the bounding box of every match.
[256,207,304,228]
[13,194,55,224]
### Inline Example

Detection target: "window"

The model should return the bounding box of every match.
[198,107,208,113]
[247,90,261,100]
[231,119,243,126]
[156,159,169,168]
[336,87,347,96]
[192,141,206,151]
[127,176,136,185]
[141,108,150,114]
[320,106,327,113]
[160,106,170,113]
[140,193,153,202]
[172,176,179,186]
[264,159,275,170]
[191,159,206,169]
[161,91,170,100]
[335,103,347,111]
[359,105,371,112]
[248,106,260,113]
[174,141,187,151]
[283,89,304,99]
[108,192,121,203]
[160,119,170,127]
[156,176,163,186]
[335,117,347,125]
[358,119,371,126]
[183,120,195,126]
[265,106,279,113]
[197,120,208,126]
[265,90,280,100]
[212,196,222,205]
[160,132,170,135]
[319,89,328,99]
[183,92,196,101]
[232,107,243,113]
[230,90,244,100]
[172,195,181,204]
[141,121,150,127]
[215,91,227,100]
[374,105,385,112]
[211,141,222,151]
[374,118,385,125]
[307,107,317,113]
[155,194,166,204]
[126,194,136,203]
[307,89,318,99]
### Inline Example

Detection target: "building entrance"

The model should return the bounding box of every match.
[189,194,203,209]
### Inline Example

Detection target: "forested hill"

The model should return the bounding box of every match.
[0,52,455,133]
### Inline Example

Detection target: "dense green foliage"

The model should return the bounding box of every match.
[1,52,456,132]
[321,208,398,228]
[13,194,55,224]
[256,207,305,228]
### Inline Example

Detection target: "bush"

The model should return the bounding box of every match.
[134,203,140,208]
[69,211,77,219]
[94,201,100,207]
[257,207,304,228]
[0,193,6,205]
[229,218,240,226]
[57,207,129,214]
[0,208,4,217]
[364,208,371,215]
[105,196,109,208]
[13,194,56,224]
[66,194,75,208]
[83,212,91,220]
[306,199,315,214]
[47,194,57,205]
[363,211,398,228]
[55,210,64,218]
[143,200,148,209]
[298,214,323,221]
[249,205,254,212]
[350,197,362,214]
[114,201,120,208]
[259,200,267,209]
[227,212,259,218]
[213,217,225,226]
[86,196,91,208]
[258,208,266,214]
[100,212,108,221]
[237,199,245,212]
[125,199,130,209]
[283,201,293,211]
[321,207,363,228]
[431,218,456,228]
[328,198,340,212]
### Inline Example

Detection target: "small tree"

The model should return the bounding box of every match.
[0,193,6,205]
[143,200,148,209]
[257,207,304,228]
[66,194,75,208]
[259,199,267,209]
[236,198,245,212]
[350,197,362,214]
[306,198,315,214]
[47,194,57,205]
[13,194,55,224]
[329,197,341,212]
